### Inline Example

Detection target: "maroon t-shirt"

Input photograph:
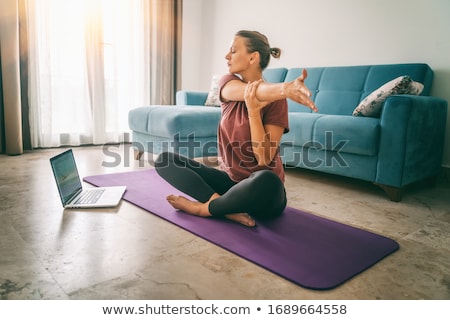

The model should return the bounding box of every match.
[218,73,289,182]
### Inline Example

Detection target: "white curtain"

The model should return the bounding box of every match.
[26,0,178,148]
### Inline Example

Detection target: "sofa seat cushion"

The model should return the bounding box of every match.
[313,115,380,156]
[129,106,221,138]
[282,113,325,146]
[282,113,380,157]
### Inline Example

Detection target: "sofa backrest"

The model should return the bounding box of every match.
[275,63,434,115]
[263,67,288,83]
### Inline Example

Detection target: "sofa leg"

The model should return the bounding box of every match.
[374,183,403,202]
[134,149,144,160]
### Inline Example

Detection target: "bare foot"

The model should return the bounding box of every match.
[225,213,256,227]
[166,195,210,216]
[166,193,256,227]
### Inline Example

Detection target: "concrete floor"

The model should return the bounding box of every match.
[0,145,449,300]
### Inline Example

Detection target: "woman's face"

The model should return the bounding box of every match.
[225,36,254,75]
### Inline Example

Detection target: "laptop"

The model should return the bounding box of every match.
[50,149,126,208]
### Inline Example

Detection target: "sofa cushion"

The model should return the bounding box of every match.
[353,76,424,117]
[284,66,371,115]
[361,63,433,97]
[204,75,221,107]
[281,64,433,116]
[281,113,380,156]
[313,115,380,156]
[129,106,221,138]
[281,113,324,146]
[262,67,288,83]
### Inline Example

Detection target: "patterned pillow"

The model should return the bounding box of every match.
[204,74,221,107]
[353,76,424,117]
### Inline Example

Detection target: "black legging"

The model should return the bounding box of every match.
[154,152,287,220]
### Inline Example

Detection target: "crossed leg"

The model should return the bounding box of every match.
[154,152,285,227]
[155,152,256,227]
[166,193,256,227]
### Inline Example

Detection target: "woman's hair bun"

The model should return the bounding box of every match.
[270,47,281,59]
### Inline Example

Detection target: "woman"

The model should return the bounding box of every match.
[155,30,317,227]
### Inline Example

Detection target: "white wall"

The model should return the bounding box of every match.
[182,0,450,167]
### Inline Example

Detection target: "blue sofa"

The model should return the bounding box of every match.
[128,63,448,201]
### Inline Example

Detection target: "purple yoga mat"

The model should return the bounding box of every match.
[84,169,399,290]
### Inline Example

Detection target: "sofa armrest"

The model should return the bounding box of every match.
[376,95,448,188]
[176,90,209,106]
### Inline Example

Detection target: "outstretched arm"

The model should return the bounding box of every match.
[222,69,318,112]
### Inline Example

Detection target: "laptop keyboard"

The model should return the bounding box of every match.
[74,189,105,204]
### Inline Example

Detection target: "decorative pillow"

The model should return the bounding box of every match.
[353,76,424,117]
[204,74,221,107]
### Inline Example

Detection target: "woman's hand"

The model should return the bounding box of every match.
[284,69,318,112]
[244,79,269,117]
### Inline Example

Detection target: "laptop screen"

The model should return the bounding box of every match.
[50,149,82,205]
